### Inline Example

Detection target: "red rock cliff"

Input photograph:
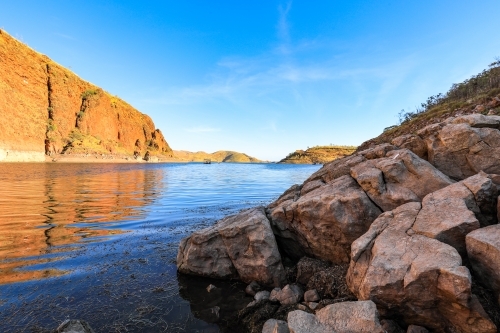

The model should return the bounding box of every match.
[0,29,172,161]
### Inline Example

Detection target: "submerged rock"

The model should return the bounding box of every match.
[56,319,95,333]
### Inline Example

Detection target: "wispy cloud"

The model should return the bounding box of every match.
[277,1,292,54]
[184,126,221,133]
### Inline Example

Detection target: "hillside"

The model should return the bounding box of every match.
[0,29,172,162]
[173,150,263,163]
[278,145,356,164]
[358,60,500,151]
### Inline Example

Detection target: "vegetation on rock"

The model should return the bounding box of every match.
[279,145,357,164]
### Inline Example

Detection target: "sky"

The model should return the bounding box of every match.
[2,1,500,161]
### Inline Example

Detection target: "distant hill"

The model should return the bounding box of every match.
[173,150,263,163]
[279,146,357,164]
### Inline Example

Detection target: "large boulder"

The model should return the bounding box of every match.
[418,115,500,179]
[177,207,285,287]
[347,202,496,332]
[287,301,384,333]
[466,225,500,305]
[350,149,453,211]
[268,175,382,263]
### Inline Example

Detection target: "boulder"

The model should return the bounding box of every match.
[418,118,500,179]
[347,202,496,332]
[466,225,500,304]
[287,310,331,333]
[268,175,382,263]
[304,289,320,302]
[315,301,384,333]
[177,207,285,287]
[350,149,453,211]
[262,319,290,333]
[288,301,384,333]
[391,134,428,159]
[276,284,304,305]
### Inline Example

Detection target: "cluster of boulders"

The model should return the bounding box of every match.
[177,114,500,332]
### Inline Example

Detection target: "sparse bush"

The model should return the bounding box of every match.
[81,89,99,100]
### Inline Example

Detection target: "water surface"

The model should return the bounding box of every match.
[0,162,320,332]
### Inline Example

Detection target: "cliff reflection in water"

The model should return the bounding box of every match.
[0,163,164,284]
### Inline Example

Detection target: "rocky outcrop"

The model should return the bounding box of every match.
[177,207,285,287]
[0,29,172,161]
[347,202,496,332]
[466,225,500,305]
[172,150,263,163]
[268,175,382,263]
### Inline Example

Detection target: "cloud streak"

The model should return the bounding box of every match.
[184,126,221,133]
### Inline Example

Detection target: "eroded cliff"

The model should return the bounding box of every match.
[0,29,172,162]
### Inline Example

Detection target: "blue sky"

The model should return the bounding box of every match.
[2,1,500,161]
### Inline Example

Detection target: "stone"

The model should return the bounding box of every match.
[315,301,384,333]
[391,134,428,159]
[276,284,304,305]
[268,175,382,263]
[262,319,290,333]
[406,325,430,333]
[347,202,496,332]
[466,225,500,305]
[412,181,480,253]
[350,149,453,211]
[287,310,331,333]
[206,284,217,292]
[255,291,271,302]
[419,120,500,180]
[307,302,319,311]
[304,289,320,302]
[297,304,307,311]
[177,207,285,286]
[56,319,95,333]
[295,257,329,285]
[269,287,281,302]
[246,281,262,296]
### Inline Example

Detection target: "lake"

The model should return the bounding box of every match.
[0,162,320,333]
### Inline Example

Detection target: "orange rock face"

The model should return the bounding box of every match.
[0,29,172,160]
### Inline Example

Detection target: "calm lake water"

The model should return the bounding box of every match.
[0,162,320,333]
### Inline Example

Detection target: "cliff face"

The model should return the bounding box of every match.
[279,146,356,164]
[0,30,172,161]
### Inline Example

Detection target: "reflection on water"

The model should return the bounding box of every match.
[0,163,164,284]
[0,162,320,332]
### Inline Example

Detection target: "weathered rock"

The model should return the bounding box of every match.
[347,202,496,332]
[177,207,285,286]
[287,310,331,333]
[380,319,405,333]
[307,302,319,311]
[56,319,95,333]
[350,149,453,211]
[391,134,428,159]
[304,289,320,302]
[315,301,384,333]
[206,284,217,292]
[262,319,290,333]
[246,281,262,296]
[419,119,500,180]
[466,225,500,304]
[268,175,382,262]
[295,257,330,285]
[255,291,271,302]
[276,284,304,305]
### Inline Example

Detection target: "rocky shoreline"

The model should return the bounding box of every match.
[177,114,500,332]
